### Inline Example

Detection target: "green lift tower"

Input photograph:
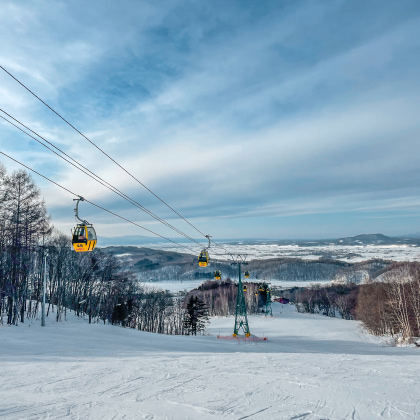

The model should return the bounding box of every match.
[232,255,250,337]
[256,282,273,317]
[265,288,273,317]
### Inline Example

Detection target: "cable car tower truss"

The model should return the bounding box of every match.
[231,254,250,337]
[265,288,273,317]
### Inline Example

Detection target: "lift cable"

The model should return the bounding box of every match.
[0,65,234,258]
[0,65,211,241]
[0,150,199,254]
[0,110,204,248]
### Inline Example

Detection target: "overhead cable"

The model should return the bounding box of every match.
[0,150,199,254]
[0,65,209,240]
[0,109,203,247]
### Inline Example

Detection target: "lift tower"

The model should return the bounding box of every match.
[232,255,250,337]
[265,288,273,317]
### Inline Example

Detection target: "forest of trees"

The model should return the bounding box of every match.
[356,263,420,342]
[291,263,420,344]
[0,164,195,335]
[184,279,269,317]
[292,284,359,320]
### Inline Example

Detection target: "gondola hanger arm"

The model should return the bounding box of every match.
[73,196,90,225]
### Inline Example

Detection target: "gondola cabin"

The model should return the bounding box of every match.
[214,270,221,280]
[244,271,250,278]
[198,250,209,267]
[72,225,97,252]
[243,285,247,292]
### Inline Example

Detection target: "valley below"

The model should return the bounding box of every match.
[103,234,420,288]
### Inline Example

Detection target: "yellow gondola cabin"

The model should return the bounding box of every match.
[72,196,97,253]
[72,225,97,252]
[198,250,209,267]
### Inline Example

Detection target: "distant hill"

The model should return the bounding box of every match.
[340,234,420,246]
[103,245,393,285]
[333,234,399,245]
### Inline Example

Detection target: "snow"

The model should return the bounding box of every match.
[131,242,420,263]
[1,304,419,419]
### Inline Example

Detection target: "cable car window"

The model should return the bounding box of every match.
[74,227,86,239]
[87,227,96,240]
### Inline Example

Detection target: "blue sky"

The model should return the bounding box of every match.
[1,0,420,243]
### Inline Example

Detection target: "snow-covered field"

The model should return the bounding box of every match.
[141,242,420,263]
[1,304,419,419]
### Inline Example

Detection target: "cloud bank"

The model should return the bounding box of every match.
[1,0,420,241]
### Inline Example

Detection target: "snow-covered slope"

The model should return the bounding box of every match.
[1,304,418,419]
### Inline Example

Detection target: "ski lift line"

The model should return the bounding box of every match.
[0,150,200,253]
[208,238,232,255]
[0,65,209,240]
[84,201,198,253]
[0,110,204,247]
[0,111,202,246]
[1,66,237,259]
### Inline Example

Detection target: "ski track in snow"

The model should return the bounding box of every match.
[1,304,419,420]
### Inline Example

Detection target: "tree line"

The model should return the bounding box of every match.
[0,164,209,335]
[291,262,420,344]
[185,278,270,317]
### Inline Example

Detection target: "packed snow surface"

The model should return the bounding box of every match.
[1,304,419,419]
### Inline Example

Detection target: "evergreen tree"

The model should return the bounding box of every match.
[183,296,209,335]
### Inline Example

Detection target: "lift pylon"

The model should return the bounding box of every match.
[232,255,250,337]
[265,288,273,317]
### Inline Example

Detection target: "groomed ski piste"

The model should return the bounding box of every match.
[1,303,419,419]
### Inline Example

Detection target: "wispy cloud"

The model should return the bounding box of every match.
[1,0,420,239]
